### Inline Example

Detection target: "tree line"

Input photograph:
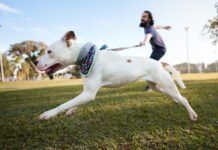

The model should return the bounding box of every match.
[174,62,218,73]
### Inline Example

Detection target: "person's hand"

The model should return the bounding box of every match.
[139,41,146,47]
[164,26,172,30]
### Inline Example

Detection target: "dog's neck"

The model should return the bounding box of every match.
[68,40,87,64]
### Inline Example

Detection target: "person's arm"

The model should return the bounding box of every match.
[154,25,172,30]
[139,33,152,46]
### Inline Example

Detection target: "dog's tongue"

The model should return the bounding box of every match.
[45,68,52,74]
[45,63,62,74]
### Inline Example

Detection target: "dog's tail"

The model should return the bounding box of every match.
[164,65,186,89]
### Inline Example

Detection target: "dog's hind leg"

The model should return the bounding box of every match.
[153,70,198,121]
[148,81,180,103]
[39,76,102,120]
[147,81,167,94]
[170,93,198,121]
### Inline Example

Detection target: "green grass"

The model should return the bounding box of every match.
[0,80,217,149]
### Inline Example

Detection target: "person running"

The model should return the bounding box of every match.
[139,10,171,91]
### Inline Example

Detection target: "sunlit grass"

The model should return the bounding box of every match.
[181,73,218,80]
[0,79,83,92]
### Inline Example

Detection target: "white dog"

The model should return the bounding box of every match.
[37,31,198,121]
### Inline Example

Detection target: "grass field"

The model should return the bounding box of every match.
[0,75,218,149]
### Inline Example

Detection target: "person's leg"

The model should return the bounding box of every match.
[150,49,166,60]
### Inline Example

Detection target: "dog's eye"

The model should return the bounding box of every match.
[47,50,52,54]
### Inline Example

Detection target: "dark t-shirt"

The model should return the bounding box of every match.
[144,26,166,51]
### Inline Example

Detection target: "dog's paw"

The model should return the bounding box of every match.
[189,111,198,121]
[38,109,58,120]
[65,107,77,116]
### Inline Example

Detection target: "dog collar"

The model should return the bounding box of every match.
[76,42,97,77]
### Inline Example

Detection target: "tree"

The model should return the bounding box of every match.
[202,16,218,72]
[174,61,218,73]
[202,17,218,45]
[206,61,218,72]
[174,63,200,73]
[8,41,47,80]
[0,53,13,80]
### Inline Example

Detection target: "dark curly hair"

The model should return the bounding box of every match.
[144,10,154,26]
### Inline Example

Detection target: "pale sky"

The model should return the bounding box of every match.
[0,0,217,64]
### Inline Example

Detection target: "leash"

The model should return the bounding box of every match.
[100,44,141,51]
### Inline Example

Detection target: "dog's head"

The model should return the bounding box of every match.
[37,31,83,74]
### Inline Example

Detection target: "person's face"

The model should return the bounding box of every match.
[139,12,150,28]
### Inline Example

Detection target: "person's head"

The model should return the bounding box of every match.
[139,11,154,28]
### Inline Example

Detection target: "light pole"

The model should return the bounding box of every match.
[0,52,4,82]
[185,26,190,74]
[0,25,4,82]
[215,2,218,72]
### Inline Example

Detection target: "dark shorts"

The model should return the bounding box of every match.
[150,49,166,60]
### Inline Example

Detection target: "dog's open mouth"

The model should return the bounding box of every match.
[45,63,62,74]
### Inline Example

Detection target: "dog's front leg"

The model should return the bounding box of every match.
[38,91,97,120]
[39,76,101,120]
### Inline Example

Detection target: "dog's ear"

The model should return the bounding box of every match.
[62,31,76,47]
